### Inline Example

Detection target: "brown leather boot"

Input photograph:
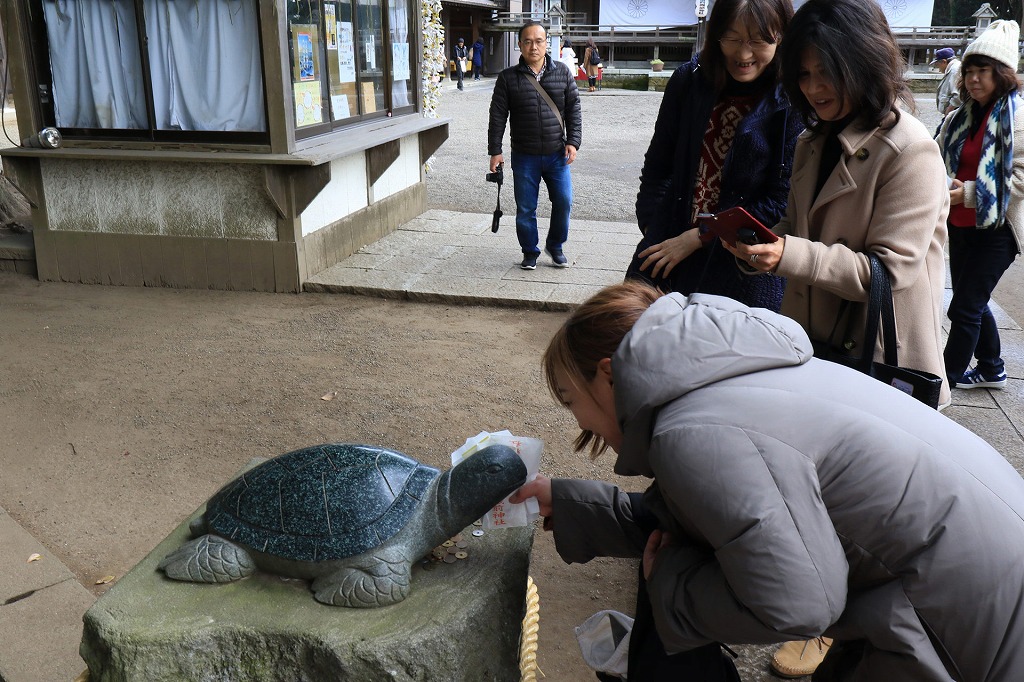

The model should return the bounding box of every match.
[769,638,833,678]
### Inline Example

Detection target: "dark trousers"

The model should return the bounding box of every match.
[595,564,739,681]
[456,66,465,89]
[943,223,1017,382]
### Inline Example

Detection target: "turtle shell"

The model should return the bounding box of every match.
[204,443,439,562]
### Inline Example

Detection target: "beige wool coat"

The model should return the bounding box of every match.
[583,46,600,78]
[774,110,950,405]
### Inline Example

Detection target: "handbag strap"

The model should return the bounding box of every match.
[525,74,564,132]
[822,252,894,374]
[869,253,900,366]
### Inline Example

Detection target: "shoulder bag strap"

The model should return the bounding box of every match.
[525,74,564,132]
[821,253,883,375]
[869,253,900,366]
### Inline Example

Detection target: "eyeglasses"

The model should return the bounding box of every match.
[718,37,775,52]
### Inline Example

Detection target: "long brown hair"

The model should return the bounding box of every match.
[542,281,663,458]
[780,0,913,133]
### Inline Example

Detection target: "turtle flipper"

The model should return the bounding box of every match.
[313,551,412,608]
[158,534,255,583]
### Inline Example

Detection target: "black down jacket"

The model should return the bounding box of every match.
[487,54,582,156]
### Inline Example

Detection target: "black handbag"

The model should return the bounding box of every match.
[812,253,943,409]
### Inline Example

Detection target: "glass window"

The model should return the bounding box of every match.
[287,0,416,137]
[34,0,268,141]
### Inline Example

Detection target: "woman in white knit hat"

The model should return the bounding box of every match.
[937,19,1024,392]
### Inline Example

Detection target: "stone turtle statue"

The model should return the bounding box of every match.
[159,442,527,608]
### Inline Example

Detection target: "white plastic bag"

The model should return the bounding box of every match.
[450,430,542,529]
[575,609,633,679]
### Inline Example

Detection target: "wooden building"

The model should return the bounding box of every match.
[1,0,448,292]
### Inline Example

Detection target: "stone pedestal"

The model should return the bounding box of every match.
[80,503,534,681]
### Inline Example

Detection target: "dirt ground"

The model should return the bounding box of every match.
[0,272,658,679]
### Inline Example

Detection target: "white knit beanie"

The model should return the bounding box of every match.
[964,19,1021,70]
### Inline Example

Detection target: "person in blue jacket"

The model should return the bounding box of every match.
[626,0,802,311]
[472,37,485,80]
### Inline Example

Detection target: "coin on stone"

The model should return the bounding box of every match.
[473,520,483,526]
[442,540,455,547]
[455,551,469,560]
[472,529,485,537]
[443,553,457,563]
[452,533,463,542]
[456,540,468,548]
[432,548,445,560]
[447,546,459,555]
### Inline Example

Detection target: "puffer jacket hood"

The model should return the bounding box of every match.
[612,293,813,476]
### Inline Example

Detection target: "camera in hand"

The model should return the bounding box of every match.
[486,163,504,184]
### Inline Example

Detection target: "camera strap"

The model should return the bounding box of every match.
[491,164,503,233]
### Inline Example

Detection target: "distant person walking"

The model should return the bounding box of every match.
[452,37,469,91]
[488,21,582,270]
[583,38,601,92]
[559,38,577,79]
[937,20,1024,391]
[472,37,485,80]
[932,46,962,115]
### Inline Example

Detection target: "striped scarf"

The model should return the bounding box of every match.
[941,94,1018,228]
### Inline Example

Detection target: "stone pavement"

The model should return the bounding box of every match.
[305,209,638,310]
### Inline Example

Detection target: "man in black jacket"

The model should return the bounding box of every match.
[452,38,469,91]
[487,21,582,270]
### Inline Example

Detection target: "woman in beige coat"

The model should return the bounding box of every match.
[728,0,950,412]
[582,38,601,92]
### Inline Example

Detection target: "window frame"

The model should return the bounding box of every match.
[22,0,272,146]
[288,0,418,140]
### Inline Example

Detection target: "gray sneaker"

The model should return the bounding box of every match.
[521,254,538,270]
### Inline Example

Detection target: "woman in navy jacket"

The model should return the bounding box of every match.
[627,0,802,311]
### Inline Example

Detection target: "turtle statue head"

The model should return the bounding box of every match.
[158,442,530,608]
[435,444,528,531]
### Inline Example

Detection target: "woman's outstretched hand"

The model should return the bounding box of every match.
[643,529,673,580]
[509,474,552,518]
[637,228,701,279]
[722,235,786,274]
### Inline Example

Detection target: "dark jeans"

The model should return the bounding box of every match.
[944,223,1018,382]
[510,149,572,256]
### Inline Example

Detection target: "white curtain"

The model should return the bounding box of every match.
[44,0,266,132]
[44,0,148,128]
[791,0,934,27]
[388,0,411,108]
[597,0,696,28]
[144,0,266,131]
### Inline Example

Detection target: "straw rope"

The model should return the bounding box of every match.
[519,575,545,681]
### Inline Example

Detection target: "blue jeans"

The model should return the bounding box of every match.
[510,149,572,256]
[944,223,1018,382]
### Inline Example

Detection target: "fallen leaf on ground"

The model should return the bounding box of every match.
[27,553,41,562]
[320,391,338,401]
[95,575,116,585]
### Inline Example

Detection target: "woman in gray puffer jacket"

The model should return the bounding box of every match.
[512,281,1024,681]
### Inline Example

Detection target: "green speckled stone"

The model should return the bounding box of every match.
[205,444,439,562]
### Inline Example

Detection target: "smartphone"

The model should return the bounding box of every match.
[698,207,779,247]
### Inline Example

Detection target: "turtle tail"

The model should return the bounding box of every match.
[158,534,255,584]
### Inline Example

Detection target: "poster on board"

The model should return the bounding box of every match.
[338,22,356,83]
[392,42,411,81]
[294,81,323,126]
[325,5,337,49]
[291,25,320,82]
